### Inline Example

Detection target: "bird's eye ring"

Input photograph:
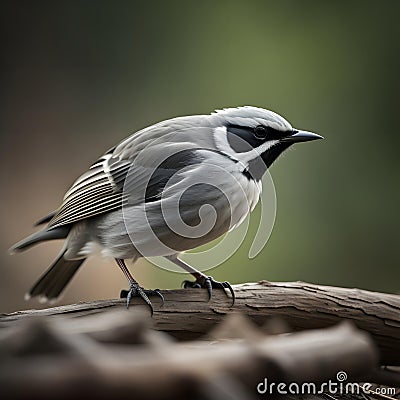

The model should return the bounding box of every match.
[254,125,268,139]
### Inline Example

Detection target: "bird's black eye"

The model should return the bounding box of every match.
[254,125,268,139]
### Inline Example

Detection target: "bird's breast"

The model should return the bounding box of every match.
[93,158,262,257]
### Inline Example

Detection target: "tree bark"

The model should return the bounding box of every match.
[1,281,399,365]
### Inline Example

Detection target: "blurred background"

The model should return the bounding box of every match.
[1,0,399,313]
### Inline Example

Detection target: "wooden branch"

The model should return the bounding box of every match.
[1,281,399,365]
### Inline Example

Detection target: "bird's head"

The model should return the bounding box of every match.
[211,106,323,180]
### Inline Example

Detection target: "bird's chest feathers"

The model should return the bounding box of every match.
[164,160,261,234]
[228,170,261,228]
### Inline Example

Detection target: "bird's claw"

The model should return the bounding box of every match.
[182,276,235,306]
[120,284,164,315]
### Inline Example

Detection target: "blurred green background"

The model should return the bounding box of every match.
[1,0,399,313]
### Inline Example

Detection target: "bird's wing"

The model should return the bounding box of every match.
[47,138,204,229]
[48,150,130,229]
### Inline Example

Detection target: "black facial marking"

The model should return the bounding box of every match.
[243,142,293,181]
[226,125,260,153]
[226,124,289,153]
[262,142,292,169]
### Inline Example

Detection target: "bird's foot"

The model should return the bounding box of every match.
[120,283,164,315]
[182,275,235,306]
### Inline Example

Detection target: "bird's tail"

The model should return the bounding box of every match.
[26,249,85,302]
[10,225,84,301]
[9,226,70,254]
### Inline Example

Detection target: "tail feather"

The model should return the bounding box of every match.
[10,226,69,254]
[28,250,85,301]
[34,211,57,226]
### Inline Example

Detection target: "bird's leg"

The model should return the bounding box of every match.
[165,255,235,306]
[115,258,163,314]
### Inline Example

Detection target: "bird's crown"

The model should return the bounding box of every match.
[212,106,292,131]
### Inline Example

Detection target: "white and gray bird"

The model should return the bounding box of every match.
[11,106,323,312]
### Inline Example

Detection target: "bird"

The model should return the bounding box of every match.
[10,106,323,313]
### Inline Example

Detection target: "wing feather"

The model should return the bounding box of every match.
[48,155,132,228]
[47,132,207,229]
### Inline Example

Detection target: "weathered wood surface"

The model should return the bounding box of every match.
[1,281,399,365]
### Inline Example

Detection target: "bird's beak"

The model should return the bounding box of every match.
[282,130,324,143]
